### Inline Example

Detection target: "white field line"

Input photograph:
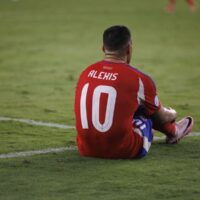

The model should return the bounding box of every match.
[0,116,200,159]
[154,132,200,140]
[0,133,199,159]
[0,116,75,129]
[0,146,77,159]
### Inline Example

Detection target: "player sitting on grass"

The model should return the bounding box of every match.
[74,25,194,159]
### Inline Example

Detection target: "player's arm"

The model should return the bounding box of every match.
[138,74,176,124]
[151,105,177,124]
[138,74,177,135]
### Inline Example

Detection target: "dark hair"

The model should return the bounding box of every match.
[103,25,131,51]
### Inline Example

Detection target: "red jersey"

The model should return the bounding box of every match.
[74,60,160,159]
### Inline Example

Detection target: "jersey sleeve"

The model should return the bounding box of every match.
[137,74,161,116]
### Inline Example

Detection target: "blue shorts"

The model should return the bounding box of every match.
[133,116,153,158]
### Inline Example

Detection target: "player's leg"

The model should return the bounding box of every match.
[152,117,194,144]
[166,117,194,144]
[133,116,153,157]
[165,0,176,13]
[152,120,176,136]
[186,0,197,12]
[150,104,194,143]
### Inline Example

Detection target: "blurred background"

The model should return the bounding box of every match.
[0,0,200,148]
[0,1,200,200]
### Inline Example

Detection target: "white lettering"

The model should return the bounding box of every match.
[93,71,98,79]
[87,70,118,81]
[103,73,110,80]
[111,73,118,81]
[98,72,104,79]
[88,70,95,78]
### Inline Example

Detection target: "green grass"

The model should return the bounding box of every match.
[0,122,76,154]
[1,137,200,200]
[0,0,200,199]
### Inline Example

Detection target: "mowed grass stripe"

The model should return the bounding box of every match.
[0,116,75,129]
[1,116,199,136]
[0,146,77,159]
[0,133,199,159]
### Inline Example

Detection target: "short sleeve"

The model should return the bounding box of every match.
[137,74,161,116]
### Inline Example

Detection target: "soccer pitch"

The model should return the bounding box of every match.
[0,0,200,199]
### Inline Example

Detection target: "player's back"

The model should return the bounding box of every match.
[74,60,143,159]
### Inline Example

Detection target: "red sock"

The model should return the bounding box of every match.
[162,122,176,136]
[153,122,176,136]
[187,0,195,6]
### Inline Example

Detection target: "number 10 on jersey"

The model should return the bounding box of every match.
[80,83,117,133]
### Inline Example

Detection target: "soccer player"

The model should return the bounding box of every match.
[74,25,194,159]
[165,0,197,13]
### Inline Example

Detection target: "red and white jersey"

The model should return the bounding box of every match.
[74,60,160,159]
